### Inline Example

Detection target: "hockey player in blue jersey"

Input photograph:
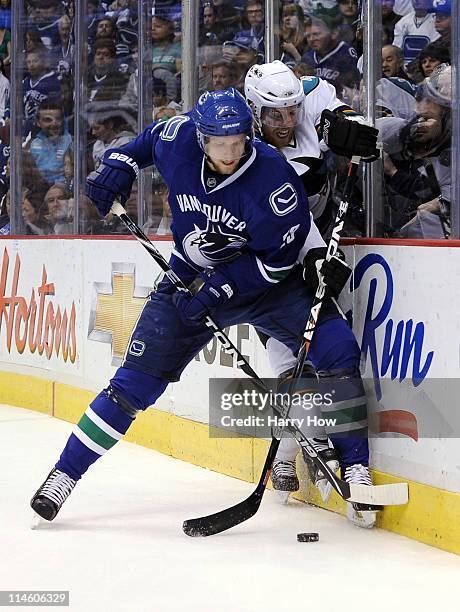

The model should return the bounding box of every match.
[30,89,369,526]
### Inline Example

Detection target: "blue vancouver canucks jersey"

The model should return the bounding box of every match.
[121,115,317,295]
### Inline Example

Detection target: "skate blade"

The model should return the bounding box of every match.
[275,490,291,504]
[30,511,45,530]
[316,478,333,503]
[346,502,376,529]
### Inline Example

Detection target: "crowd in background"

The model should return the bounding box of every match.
[0,0,453,239]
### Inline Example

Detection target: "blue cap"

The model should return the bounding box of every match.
[224,30,259,52]
[431,0,451,14]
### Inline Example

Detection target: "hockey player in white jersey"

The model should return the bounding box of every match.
[245,61,380,527]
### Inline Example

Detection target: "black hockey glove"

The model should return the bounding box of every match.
[320,109,379,162]
[303,247,352,299]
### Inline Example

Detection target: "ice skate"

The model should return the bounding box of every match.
[301,438,340,503]
[343,464,382,528]
[30,468,77,522]
[270,459,299,503]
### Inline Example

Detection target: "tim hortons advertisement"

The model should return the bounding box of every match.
[0,244,79,373]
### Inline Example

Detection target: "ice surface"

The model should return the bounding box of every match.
[1,403,459,612]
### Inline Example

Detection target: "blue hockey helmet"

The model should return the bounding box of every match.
[191,88,254,151]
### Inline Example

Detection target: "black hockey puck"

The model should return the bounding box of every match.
[297,532,319,542]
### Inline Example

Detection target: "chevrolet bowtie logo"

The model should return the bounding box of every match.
[88,263,153,365]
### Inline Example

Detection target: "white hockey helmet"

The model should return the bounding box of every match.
[244,60,304,129]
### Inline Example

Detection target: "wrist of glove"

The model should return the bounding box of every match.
[172,268,235,325]
[320,109,379,162]
[303,247,352,299]
[86,149,139,218]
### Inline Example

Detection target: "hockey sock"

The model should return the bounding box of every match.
[55,391,136,481]
[56,370,168,480]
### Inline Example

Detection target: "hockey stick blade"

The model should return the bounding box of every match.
[183,438,279,537]
[347,482,408,506]
[183,485,265,537]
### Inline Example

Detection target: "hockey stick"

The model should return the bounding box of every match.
[111,182,407,536]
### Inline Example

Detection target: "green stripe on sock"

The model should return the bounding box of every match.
[77,413,119,451]
[323,403,368,425]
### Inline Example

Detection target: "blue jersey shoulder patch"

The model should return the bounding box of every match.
[301,76,320,97]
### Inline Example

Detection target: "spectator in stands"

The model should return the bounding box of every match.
[418,40,450,79]
[199,1,229,46]
[22,188,53,235]
[382,63,451,237]
[214,0,241,41]
[23,49,62,137]
[0,10,10,69]
[0,189,9,235]
[22,150,50,201]
[114,0,139,55]
[433,0,451,47]
[87,0,104,43]
[375,74,417,119]
[151,75,181,113]
[143,180,171,235]
[0,0,10,33]
[242,0,264,53]
[222,31,260,88]
[292,62,315,78]
[87,38,129,102]
[153,106,177,122]
[210,60,239,91]
[335,0,360,46]
[152,13,182,76]
[298,0,338,16]
[50,14,73,78]
[27,0,62,52]
[79,193,104,234]
[339,67,362,111]
[63,148,73,192]
[279,3,307,67]
[302,16,358,90]
[94,16,117,43]
[0,57,9,121]
[29,99,72,185]
[87,102,136,169]
[382,0,402,44]
[44,182,73,234]
[382,44,411,79]
[393,0,440,65]
[0,121,8,202]
[25,29,48,55]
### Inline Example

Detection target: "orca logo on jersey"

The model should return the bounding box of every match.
[183,220,247,267]
[269,183,298,216]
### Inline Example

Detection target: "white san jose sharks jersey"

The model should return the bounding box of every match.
[120,115,324,295]
[276,76,360,217]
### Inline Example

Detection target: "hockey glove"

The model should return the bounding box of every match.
[320,109,379,162]
[172,268,235,326]
[303,247,352,299]
[86,148,139,218]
